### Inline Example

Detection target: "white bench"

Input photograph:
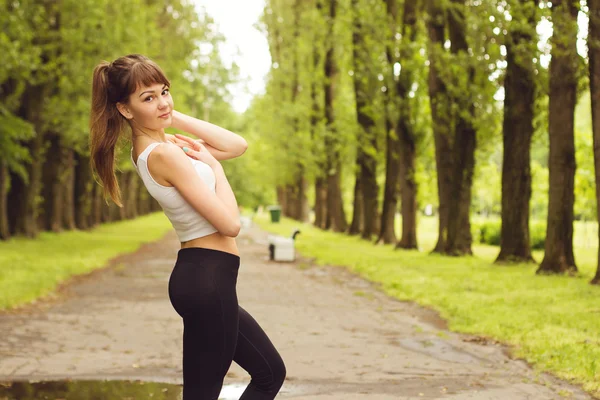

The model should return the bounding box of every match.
[267,229,301,262]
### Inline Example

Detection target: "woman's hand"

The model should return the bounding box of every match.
[175,133,220,168]
[165,133,178,145]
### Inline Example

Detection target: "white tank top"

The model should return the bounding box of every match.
[131,142,218,242]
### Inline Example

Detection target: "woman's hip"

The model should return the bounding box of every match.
[168,247,240,317]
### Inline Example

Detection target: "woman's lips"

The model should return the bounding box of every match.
[159,112,171,119]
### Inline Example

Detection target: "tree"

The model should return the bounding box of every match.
[394,0,420,249]
[444,0,477,255]
[349,0,381,240]
[324,0,348,232]
[496,0,538,263]
[537,0,580,275]
[588,0,600,284]
[426,0,453,253]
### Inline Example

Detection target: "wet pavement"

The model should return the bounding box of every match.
[0,221,596,399]
[0,381,251,399]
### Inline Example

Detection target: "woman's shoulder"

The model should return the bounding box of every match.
[148,141,194,171]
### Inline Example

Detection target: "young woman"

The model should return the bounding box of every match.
[89,54,286,400]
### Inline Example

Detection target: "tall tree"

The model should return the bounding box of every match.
[350,0,379,240]
[588,0,600,284]
[444,0,477,255]
[426,0,453,253]
[394,0,420,249]
[496,0,538,263]
[537,0,579,274]
[324,0,347,232]
[310,0,329,230]
[290,0,310,223]
[378,0,401,245]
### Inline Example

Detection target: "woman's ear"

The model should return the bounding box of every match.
[116,102,133,120]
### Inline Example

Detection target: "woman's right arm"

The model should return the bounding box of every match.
[157,144,241,237]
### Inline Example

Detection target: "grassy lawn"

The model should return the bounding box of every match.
[0,212,173,311]
[255,212,600,398]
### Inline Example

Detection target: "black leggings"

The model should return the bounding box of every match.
[168,247,286,400]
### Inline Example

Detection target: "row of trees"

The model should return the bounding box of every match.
[0,1,238,239]
[250,0,600,284]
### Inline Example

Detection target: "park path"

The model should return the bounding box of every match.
[0,221,595,400]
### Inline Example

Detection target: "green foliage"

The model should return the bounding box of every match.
[0,105,35,181]
[530,219,547,250]
[0,0,239,178]
[471,218,502,246]
[471,217,547,250]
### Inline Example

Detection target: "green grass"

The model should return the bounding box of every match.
[0,212,173,311]
[256,213,600,398]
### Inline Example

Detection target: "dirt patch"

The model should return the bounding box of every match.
[0,223,596,399]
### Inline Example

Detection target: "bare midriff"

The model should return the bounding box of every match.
[180,231,240,257]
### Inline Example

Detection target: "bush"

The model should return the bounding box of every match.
[530,220,546,250]
[472,218,546,250]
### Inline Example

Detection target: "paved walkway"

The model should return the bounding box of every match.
[0,222,594,399]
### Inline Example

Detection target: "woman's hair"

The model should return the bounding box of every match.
[89,54,170,207]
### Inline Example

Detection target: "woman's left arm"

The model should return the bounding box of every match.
[165,133,237,161]
[170,110,248,161]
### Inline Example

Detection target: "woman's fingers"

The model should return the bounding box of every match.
[174,134,201,150]
[182,146,199,160]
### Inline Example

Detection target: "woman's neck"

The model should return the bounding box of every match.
[131,126,166,143]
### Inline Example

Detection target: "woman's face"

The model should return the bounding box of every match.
[118,82,173,131]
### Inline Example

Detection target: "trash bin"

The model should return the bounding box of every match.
[267,205,282,223]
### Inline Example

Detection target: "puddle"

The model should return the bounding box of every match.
[0,380,247,399]
[398,337,487,364]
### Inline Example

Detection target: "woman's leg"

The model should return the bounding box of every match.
[234,306,286,400]
[169,248,241,400]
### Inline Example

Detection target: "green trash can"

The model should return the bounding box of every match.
[267,205,282,223]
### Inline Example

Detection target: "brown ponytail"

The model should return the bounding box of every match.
[90,61,126,207]
[89,54,170,207]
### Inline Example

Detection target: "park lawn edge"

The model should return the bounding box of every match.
[254,213,600,399]
[0,212,173,311]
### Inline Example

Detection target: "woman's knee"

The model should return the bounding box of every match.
[270,353,287,389]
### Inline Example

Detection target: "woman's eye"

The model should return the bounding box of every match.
[162,88,170,95]
[144,96,153,102]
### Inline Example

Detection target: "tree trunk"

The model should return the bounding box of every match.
[396,132,418,249]
[326,159,347,232]
[0,160,9,240]
[124,170,139,219]
[7,84,48,237]
[276,185,287,217]
[378,115,400,244]
[40,133,67,232]
[496,0,537,264]
[590,0,600,284]
[445,0,476,256]
[285,184,297,219]
[136,177,149,215]
[74,152,93,230]
[349,156,364,235]
[377,0,401,245]
[351,0,379,240]
[324,0,347,233]
[537,0,579,274]
[62,148,76,230]
[314,177,328,228]
[395,0,419,250]
[426,0,452,253]
[297,172,310,222]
